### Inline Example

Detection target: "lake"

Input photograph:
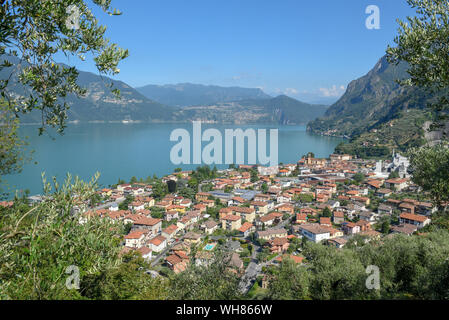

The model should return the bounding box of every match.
[3,122,344,197]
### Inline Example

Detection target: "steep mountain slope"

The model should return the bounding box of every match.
[307,55,438,157]
[136,83,272,107]
[0,56,179,123]
[308,55,432,137]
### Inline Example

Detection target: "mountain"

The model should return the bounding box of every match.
[135,83,272,107]
[175,94,328,125]
[307,55,438,157]
[1,57,325,125]
[0,55,180,123]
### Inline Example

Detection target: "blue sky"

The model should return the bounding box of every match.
[60,0,416,104]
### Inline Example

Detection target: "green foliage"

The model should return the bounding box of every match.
[168,250,241,300]
[0,0,128,134]
[150,206,165,219]
[353,173,365,183]
[250,168,259,182]
[266,258,310,300]
[0,173,124,299]
[0,101,29,189]
[387,0,449,123]
[118,195,133,210]
[321,207,332,217]
[296,193,314,203]
[408,144,449,209]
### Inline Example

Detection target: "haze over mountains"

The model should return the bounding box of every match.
[1,55,328,125]
[135,83,272,107]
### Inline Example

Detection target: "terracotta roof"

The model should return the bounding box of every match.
[275,254,304,264]
[163,224,178,234]
[400,213,428,223]
[238,222,253,233]
[124,230,145,240]
[150,235,166,246]
[222,214,241,221]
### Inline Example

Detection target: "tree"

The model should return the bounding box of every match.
[297,193,314,203]
[322,207,332,218]
[353,173,365,183]
[250,168,259,182]
[408,144,449,209]
[168,250,241,300]
[174,168,182,173]
[261,183,268,193]
[0,0,128,182]
[0,101,28,193]
[0,173,126,299]
[388,170,400,179]
[386,0,449,126]
[381,220,391,234]
[266,258,310,300]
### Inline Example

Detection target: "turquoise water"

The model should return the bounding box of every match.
[204,243,217,251]
[3,122,344,196]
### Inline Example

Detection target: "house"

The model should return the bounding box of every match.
[359,211,378,224]
[355,220,372,232]
[254,193,272,202]
[385,178,409,191]
[221,215,242,231]
[274,254,304,264]
[416,202,437,216]
[238,222,255,238]
[128,201,145,211]
[375,188,393,198]
[136,246,152,262]
[399,213,431,229]
[378,204,393,215]
[162,224,178,240]
[195,192,210,202]
[300,207,318,216]
[132,217,162,236]
[165,210,179,221]
[298,224,331,243]
[149,235,167,252]
[183,232,202,244]
[328,237,347,249]
[256,228,288,241]
[399,202,415,214]
[332,211,345,224]
[231,206,256,223]
[319,217,332,226]
[227,196,247,206]
[250,201,269,215]
[276,203,295,215]
[165,251,189,274]
[124,230,147,248]
[391,223,418,235]
[267,237,289,253]
[109,202,119,211]
[277,193,293,204]
[258,212,282,227]
[296,213,308,224]
[330,154,352,161]
[203,220,218,234]
[341,222,361,235]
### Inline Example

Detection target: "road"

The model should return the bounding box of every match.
[238,216,293,295]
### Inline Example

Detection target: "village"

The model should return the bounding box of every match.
[38,151,437,296]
